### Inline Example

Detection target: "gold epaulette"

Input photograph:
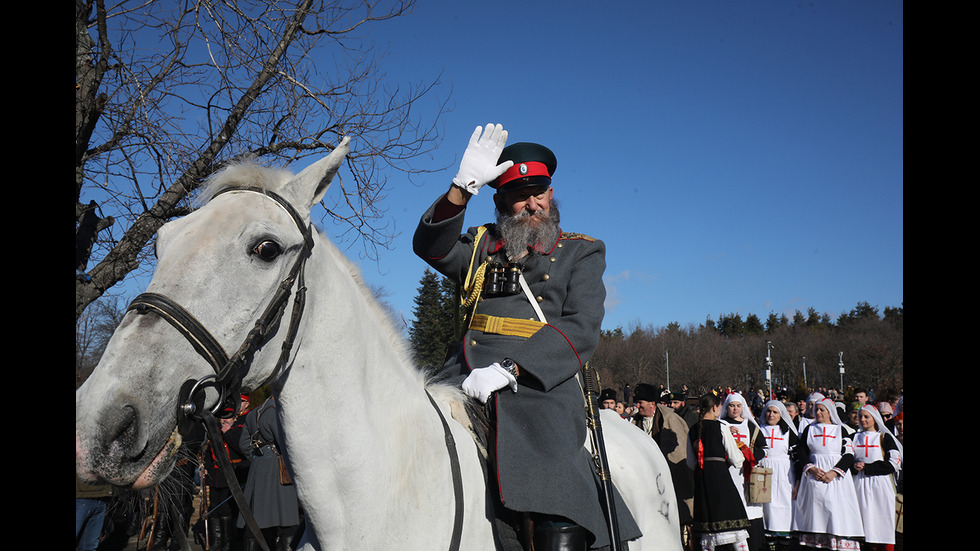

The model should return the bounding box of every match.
[560,232,596,242]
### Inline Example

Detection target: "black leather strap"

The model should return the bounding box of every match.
[201,407,271,551]
[425,390,464,551]
[128,292,230,373]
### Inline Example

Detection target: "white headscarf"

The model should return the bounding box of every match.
[813,397,845,427]
[803,392,825,419]
[762,399,798,437]
[859,404,903,457]
[721,392,755,422]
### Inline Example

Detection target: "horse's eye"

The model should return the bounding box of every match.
[253,240,282,261]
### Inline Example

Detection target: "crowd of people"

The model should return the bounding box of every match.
[599,383,904,551]
[76,393,302,551]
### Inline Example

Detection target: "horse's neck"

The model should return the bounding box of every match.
[275,242,452,537]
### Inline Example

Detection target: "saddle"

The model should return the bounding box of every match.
[447,394,535,551]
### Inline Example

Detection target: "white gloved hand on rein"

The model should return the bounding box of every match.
[451,124,514,195]
[461,362,518,403]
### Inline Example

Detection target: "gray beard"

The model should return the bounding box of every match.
[496,200,561,260]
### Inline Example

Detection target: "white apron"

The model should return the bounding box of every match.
[792,423,864,539]
[759,424,794,533]
[852,431,900,544]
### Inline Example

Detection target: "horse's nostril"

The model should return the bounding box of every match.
[106,405,143,459]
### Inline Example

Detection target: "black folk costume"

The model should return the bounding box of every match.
[686,418,751,551]
[413,141,641,550]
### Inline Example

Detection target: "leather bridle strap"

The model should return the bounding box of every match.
[129,292,229,373]
[200,406,270,551]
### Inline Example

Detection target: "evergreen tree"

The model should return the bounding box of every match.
[765,311,788,332]
[408,269,461,373]
[716,312,745,338]
[744,313,765,335]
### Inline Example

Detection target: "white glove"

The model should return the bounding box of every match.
[452,124,514,195]
[461,362,518,403]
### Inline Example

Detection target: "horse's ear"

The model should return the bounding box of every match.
[290,137,351,208]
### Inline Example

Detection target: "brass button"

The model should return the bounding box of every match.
[536,296,543,303]
[542,274,550,281]
[550,257,556,262]
[469,339,478,347]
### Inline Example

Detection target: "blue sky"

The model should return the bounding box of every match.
[114,1,903,334]
[327,0,903,333]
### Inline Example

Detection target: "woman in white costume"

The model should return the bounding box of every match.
[792,398,864,550]
[720,393,767,551]
[758,400,798,550]
[852,404,902,551]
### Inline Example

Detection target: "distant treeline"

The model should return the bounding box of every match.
[591,301,903,398]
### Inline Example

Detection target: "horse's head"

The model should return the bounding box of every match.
[76,139,350,489]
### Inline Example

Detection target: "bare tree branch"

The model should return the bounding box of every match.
[75,0,450,319]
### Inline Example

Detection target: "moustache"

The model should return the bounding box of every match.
[512,208,550,222]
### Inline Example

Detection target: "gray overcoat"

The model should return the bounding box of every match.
[237,398,300,530]
[413,194,641,548]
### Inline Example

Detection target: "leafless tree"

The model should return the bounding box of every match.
[76,294,128,387]
[76,0,450,320]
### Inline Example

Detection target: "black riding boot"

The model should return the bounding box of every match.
[276,525,298,551]
[243,527,276,551]
[208,515,232,551]
[532,522,588,551]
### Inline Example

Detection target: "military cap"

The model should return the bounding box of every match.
[599,388,618,403]
[492,142,557,193]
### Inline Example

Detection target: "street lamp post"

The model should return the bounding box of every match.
[838,351,845,391]
[765,340,774,399]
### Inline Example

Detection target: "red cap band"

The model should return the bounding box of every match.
[494,161,551,188]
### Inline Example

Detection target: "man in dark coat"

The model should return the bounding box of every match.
[631,384,695,543]
[668,391,700,429]
[413,124,640,550]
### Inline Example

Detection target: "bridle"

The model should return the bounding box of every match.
[128,186,315,421]
[126,186,313,551]
[124,185,464,551]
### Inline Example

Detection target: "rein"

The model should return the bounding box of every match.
[127,186,312,551]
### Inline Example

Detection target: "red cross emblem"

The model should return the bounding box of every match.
[765,431,784,448]
[814,427,836,446]
[855,435,879,457]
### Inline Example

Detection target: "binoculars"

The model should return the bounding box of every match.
[484,262,523,297]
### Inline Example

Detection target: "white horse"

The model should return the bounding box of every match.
[75,139,682,551]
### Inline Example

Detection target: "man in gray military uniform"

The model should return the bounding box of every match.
[413,124,640,550]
